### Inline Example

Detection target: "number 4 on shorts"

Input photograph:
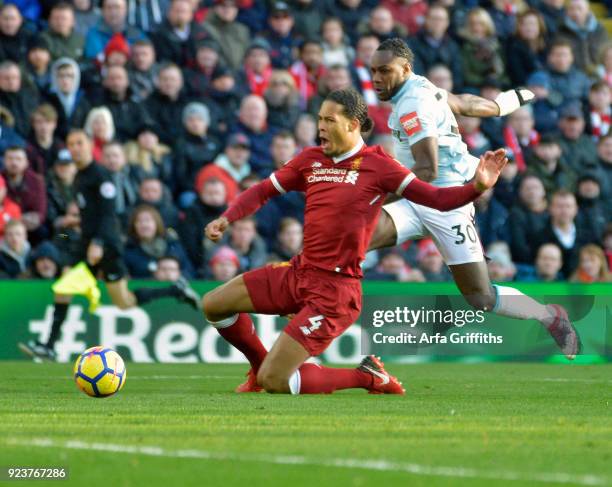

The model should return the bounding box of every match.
[300,315,324,336]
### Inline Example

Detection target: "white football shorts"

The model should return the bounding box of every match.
[382,199,484,265]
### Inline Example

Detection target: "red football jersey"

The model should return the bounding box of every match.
[270,142,414,278]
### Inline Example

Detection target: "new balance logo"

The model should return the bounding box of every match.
[300,315,324,336]
[344,170,359,185]
[311,161,322,168]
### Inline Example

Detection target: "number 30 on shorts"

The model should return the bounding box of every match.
[451,224,477,245]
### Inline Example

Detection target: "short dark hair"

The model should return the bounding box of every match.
[590,80,609,93]
[67,128,89,140]
[551,189,575,201]
[4,145,26,155]
[377,38,414,64]
[157,255,180,265]
[326,88,374,134]
[548,39,573,53]
[299,39,322,52]
[599,132,612,144]
[102,139,123,151]
[273,130,296,143]
[51,2,74,12]
[537,133,560,146]
[132,38,154,48]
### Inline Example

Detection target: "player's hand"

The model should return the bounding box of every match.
[474,148,508,192]
[87,242,104,266]
[205,217,229,242]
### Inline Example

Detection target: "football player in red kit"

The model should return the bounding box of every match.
[203,88,508,395]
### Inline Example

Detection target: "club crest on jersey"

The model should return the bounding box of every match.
[400,112,422,136]
[344,170,359,185]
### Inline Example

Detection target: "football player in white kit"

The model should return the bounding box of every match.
[368,38,580,359]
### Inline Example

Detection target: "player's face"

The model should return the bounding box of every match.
[579,251,600,277]
[155,259,181,282]
[133,45,155,70]
[67,132,92,164]
[536,246,562,278]
[5,223,26,251]
[139,180,162,202]
[370,50,411,101]
[597,137,612,163]
[317,100,358,156]
[550,195,578,226]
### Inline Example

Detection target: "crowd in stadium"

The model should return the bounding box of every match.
[0,0,610,284]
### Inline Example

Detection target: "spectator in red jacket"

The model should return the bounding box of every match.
[194,133,247,204]
[290,39,325,109]
[236,38,273,96]
[0,173,21,238]
[381,0,427,36]
[1,146,47,244]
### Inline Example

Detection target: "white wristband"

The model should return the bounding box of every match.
[494,89,535,116]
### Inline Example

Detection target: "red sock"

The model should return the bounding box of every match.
[216,313,267,372]
[297,363,373,394]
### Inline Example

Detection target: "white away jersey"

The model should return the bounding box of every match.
[389,74,480,187]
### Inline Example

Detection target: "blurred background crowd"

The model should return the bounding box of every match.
[0,0,610,284]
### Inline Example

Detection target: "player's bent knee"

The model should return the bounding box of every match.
[202,291,224,321]
[257,365,290,393]
[259,373,290,394]
[202,292,214,318]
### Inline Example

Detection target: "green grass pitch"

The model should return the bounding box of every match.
[1,362,610,487]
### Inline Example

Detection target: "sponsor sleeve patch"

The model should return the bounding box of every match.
[399,111,422,136]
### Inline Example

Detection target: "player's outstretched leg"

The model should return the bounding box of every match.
[130,277,200,309]
[450,262,581,359]
[106,277,201,310]
[203,275,268,391]
[18,294,71,361]
[257,326,405,395]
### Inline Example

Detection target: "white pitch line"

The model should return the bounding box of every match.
[15,375,241,380]
[4,437,608,486]
[129,375,241,380]
[537,378,612,384]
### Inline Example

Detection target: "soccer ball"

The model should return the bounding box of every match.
[73,346,127,398]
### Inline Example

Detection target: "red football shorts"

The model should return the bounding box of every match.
[243,256,362,356]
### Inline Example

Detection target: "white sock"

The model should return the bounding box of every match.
[288,370,301,395]
[491,285,551,323]
[207,314,239,329]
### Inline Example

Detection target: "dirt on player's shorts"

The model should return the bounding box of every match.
[243,256,362,356]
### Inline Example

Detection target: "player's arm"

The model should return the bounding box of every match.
[380,148,508,211]
[446,89,535,117]
[206,178,282,242]
[410,136,439,182]
[397,95,443,182]
[88,176,118,265]
[206,159,304,242]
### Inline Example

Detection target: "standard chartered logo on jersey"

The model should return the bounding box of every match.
[27,305,362,363]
